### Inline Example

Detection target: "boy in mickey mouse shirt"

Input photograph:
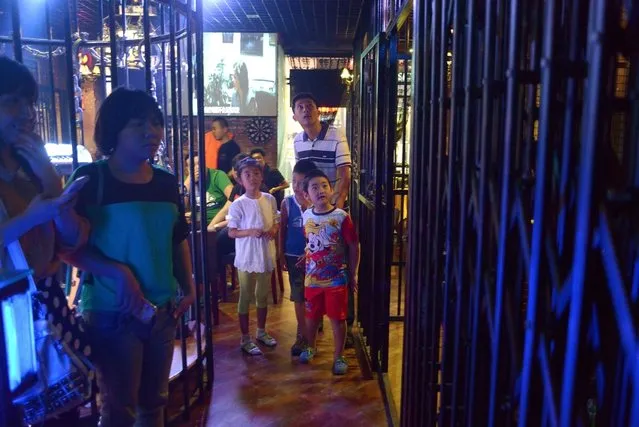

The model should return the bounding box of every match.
[298,169,360,375]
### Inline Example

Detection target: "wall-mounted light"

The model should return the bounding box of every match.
[341,67,353,85]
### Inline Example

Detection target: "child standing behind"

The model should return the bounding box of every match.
[299,169,360,375]
[279,159,316,356]
[228,157,279,355]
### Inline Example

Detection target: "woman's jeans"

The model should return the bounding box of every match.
[83,306,177,427]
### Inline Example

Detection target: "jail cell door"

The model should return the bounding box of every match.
[355,34,394,373]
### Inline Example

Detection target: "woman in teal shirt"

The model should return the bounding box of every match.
[65,88,195,427]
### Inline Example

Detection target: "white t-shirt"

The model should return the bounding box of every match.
[227,193,280,273]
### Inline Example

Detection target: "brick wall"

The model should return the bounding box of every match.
[204,116,278,168]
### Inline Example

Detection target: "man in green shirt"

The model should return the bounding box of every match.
[184,155,233,225]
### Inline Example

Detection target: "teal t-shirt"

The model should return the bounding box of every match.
[69,160,189,312]
[202,169,232,224]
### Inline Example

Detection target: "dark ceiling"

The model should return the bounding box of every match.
[204,0,365,55]
[74,0,365,56]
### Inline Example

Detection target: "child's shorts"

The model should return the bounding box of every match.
[304,286,348,321]
[285,255,305,303]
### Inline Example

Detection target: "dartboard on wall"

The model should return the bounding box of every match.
[245,117,275,145]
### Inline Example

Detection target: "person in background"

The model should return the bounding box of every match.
[203,123,235,170]
[227,157,279,355]
[249,147,289,207]
[292,92,355,347]
[279,159,315,357]
[0,56,90,426]
[211,117,241,174]
[183,154,232,227]
[64,88,195,427]
[298,169,359,375]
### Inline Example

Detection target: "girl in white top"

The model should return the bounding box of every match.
[227,157,280,355]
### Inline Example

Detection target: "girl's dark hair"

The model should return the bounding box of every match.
[0,56,38,101]
[231,152,249,170]
[94,87,164,156]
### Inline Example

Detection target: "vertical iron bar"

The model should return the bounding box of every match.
[447,0,463,424]
[45,0,59,143]
[558,0,607,424]
[11,0,22,62]
[109,0,119,88]
[121,0,129,88]
[143,0,153,94]
[488,0,521,424]
[195,0,214,391]
[425,0,442,424]
[169,0,179,179]
[519,0,559,423]
[459,0,476,424]
[64,0,79,169]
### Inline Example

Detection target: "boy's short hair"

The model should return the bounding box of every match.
[303,169,331,192]
[94,87,163,156]
[249,147,266,157]
[291,92,319,113]
[293,159,316,176]
[231,152,249,170]
[235,157,262,176]
[212,117,229,129]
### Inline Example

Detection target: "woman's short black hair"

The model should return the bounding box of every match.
[94,87,163,156]
[0,56,38,101]
[249,147,266,157]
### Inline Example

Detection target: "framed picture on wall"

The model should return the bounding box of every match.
[222,33,234,43]
[240,33,263,56]
[269,33,277,46]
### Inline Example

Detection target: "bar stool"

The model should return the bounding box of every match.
[218,253,237,302]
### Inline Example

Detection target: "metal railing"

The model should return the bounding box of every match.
[0,0,214,423]
[402,0,639,426]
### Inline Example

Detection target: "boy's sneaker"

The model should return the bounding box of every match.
[241,340,262,356]
[256,332,277,347]
[291,335,306,356]
[332,356,348,375]
[299,347,315,364]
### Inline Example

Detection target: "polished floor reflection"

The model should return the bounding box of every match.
[190,280,388,427]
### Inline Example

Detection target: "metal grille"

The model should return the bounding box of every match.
[402,0,639,426]
[0,1,215,423]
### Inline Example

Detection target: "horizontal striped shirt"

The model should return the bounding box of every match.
[293,123,351,182]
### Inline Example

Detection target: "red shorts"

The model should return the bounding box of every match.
[304,286,348,321]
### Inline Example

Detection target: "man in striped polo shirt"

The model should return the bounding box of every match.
[292,92,356,348]
[292,93,351,209]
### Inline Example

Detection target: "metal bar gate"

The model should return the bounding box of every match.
[402,0,639,425]
[0,0,215,423]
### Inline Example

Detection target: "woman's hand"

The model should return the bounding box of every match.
[115,266,146,315]
[25,194,75,226]
[12,133,58,179]
[173,292,195,319]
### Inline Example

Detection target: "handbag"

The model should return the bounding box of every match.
[0,199,95,425]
